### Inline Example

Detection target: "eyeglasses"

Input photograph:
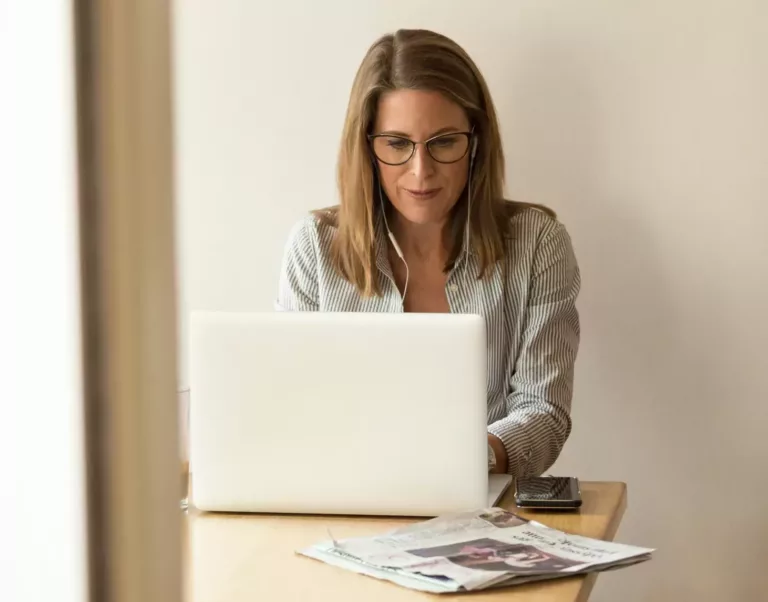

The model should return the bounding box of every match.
[368,131,473,166]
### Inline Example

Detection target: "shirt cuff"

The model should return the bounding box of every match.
[487,418,536,476]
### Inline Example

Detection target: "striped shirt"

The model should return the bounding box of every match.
[275,207,581,476]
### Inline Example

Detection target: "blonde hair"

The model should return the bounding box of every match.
[317,28,553,297]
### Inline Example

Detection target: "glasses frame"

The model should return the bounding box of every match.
[367,131,474,166]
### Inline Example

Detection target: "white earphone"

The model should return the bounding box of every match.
[466,136,477,255]
[388,230,404,259]
[463,136,478,314]
[378,178,409,301]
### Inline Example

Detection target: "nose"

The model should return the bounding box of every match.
[409,143,436,178]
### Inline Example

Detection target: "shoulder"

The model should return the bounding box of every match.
[502,201,568,244]
[282,208,338,259]
[499,201,578,274]
[284,214,318,250]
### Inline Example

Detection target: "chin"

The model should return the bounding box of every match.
[394,199,454,226]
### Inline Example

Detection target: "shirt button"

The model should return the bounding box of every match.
[447,283,458,293]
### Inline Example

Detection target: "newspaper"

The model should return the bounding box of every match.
[298,508,653,594]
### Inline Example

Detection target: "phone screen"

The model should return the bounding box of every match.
[516,477,579,501]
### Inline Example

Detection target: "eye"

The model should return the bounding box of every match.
[430,135,460,148]
[384,137,410,150]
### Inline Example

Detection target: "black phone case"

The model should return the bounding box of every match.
[514,477,582,509]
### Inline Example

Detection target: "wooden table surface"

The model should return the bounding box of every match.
[183,481,627,602]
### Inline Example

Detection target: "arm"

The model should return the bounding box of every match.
[488,222,581,476]
[275,217,320,311]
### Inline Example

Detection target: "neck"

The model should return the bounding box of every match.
[389,212,450,263]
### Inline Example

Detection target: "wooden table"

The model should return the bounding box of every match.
[183,481,627,602]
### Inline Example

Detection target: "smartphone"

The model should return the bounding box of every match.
[514,476,582,510]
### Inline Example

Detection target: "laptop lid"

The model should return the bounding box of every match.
[189,311,490,516]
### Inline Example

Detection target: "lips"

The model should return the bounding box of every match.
[404,187,442,200]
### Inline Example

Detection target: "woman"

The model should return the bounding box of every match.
[275,29,580,476]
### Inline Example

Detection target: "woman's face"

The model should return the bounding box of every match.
[372,89,471,227]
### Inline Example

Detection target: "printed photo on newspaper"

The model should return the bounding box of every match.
[298,508,654,594]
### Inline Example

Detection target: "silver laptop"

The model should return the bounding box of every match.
[188,311,512,516]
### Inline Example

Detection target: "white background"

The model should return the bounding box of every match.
[173,2,768,600]
[1,1,88,601]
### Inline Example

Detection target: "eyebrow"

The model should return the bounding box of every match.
[377,126,464,138]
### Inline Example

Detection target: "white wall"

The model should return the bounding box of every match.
[0,2,88,602]
[173,2,768,600]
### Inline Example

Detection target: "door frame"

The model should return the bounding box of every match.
[73,1,181,601]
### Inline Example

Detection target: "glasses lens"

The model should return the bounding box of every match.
[427,134,470,163]
[372,136,413,164]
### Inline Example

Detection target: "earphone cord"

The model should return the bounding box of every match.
[379,179,410,304]
[463,151,476,316]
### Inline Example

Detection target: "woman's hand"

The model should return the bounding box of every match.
[487,433,509,474]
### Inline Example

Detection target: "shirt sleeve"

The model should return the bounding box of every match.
[275,217,320,311]
[487,221,581,476]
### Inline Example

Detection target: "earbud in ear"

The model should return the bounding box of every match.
[471,137,478,160]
